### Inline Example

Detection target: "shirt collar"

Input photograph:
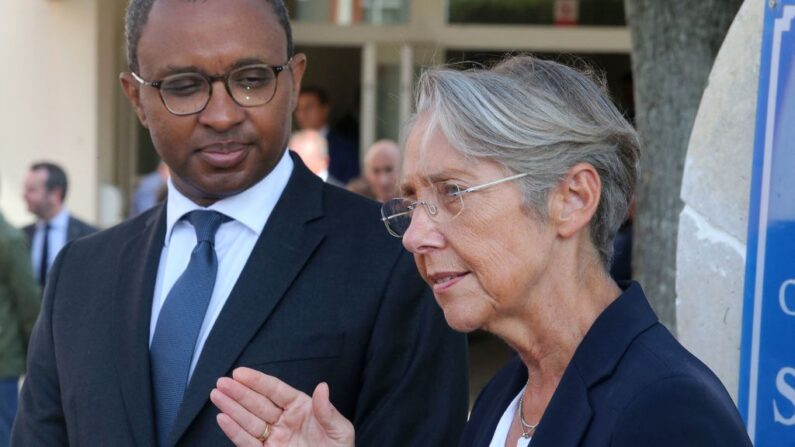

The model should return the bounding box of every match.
[164,150,294,246]
[41,208,69,229]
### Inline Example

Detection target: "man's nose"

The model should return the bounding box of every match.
[198,81,246,131]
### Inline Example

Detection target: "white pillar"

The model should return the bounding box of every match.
[399,43,414,135]
[335,0,354,26]
[360,42,378,158]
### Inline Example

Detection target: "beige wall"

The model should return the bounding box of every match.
[0,0,101,227]
[676,0,761,401]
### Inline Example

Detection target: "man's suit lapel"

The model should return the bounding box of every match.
[65,217,77,242]
[168,159,326,445]
[111,206,165,447]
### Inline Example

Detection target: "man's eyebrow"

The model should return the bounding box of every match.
[228,58,272,70]
[160,65,204,77]
[157,58,273,78]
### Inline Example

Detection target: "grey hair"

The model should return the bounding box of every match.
[125,0,293,74]
[407,56,640,268]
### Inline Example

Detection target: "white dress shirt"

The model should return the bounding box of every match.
[149,150,294,377]
[30,208,70,281]
[489,385,531,447]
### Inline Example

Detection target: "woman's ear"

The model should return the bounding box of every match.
[550,163,601,238]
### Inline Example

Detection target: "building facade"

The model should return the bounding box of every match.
[0,0,630,227]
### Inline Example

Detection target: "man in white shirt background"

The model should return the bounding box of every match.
[294,86,360,183]
[288,129,343,187]
[22,162,97,288]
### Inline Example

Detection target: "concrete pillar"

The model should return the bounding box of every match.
[360,42,378,157]
[676,0,764,402]
[399,44,414,133]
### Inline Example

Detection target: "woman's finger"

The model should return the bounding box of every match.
[211,387,271,441]
[216,412,262,447]
[232,367,305,409]
[216,377,283,422]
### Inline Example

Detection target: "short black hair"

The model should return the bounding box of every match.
[299,86,329,105]
[125,0,294,73]
[31,162,69,201]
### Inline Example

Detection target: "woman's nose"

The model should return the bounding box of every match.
[402,202,444,254]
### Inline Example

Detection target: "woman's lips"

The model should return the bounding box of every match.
[429,272,469,293]
[197,143,249,169]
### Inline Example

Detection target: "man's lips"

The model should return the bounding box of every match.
[427,271,469,292]
[196,142,250,168]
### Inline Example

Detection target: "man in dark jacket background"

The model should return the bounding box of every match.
[0,183,41,445]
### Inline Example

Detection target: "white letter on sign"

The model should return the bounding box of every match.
[780,280,795,316]
[774,367,795,425]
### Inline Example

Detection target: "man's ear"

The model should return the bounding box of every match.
[120,72,149,128]
[549,162,601,239]
[287,53,307,112]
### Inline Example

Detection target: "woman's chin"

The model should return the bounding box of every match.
[442,307,486,333]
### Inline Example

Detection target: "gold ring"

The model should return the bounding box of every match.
[256,422,271,443]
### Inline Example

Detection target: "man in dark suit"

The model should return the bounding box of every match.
[294,86,360,183]
[21,162,97,288]
[11,1,467,446]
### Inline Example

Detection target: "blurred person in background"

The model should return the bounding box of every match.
[212,55,752,447]
[294,87,359,183]
[0,175,41,446]
[22,162,97,288]
[362,139,400,203]
[130,160,170,217]
[344,177,374,200]
[288,130,343,186]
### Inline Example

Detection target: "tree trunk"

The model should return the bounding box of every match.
[625,0,743,332]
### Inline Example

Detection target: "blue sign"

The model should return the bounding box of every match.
[739,1,795,445]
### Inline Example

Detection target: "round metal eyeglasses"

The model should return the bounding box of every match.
[130,60,292,116]
[380,172,530,238]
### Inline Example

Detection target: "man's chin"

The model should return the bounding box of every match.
[174,174,257,206]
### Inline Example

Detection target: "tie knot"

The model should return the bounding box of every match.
[185,210,230,244]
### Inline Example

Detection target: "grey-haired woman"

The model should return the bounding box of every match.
[210,55,752,447]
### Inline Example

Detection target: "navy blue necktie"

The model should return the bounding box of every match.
[150,210,229,446]
[39,223,50,288]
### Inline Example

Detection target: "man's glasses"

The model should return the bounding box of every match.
[380,172,530,238]
[131,60,292,116]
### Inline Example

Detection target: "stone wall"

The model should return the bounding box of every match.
[675,0,763,402]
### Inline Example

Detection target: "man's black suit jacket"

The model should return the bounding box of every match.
[22,214,98,248]
[459,282,752,447]
[12,157,468,446]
